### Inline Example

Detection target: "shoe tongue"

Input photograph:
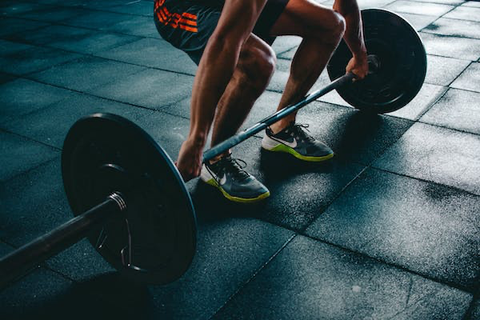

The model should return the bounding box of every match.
[223,157,250,181]
[292,125,313,142]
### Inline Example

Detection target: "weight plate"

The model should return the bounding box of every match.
[327,9,427,113]
[62,113,196,284]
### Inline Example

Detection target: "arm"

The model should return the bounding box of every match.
[177,0,267,181]
[333,0,368,79]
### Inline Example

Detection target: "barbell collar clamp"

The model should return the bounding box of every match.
[108,192,127,212]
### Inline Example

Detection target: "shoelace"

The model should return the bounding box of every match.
[290,124,315,143]
[211,156,250,181]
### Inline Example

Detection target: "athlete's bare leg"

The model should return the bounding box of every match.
[267,0,369,133]
[267,0,347,133]
[209,34,276,162]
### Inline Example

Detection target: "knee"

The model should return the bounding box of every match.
[304,10,345,44]
[238,45,276,88]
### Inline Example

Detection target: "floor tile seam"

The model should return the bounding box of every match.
[410,82,450,121]
[0,43,38,58]
[410,116,480,138]
[5,49,90,78]
[416,119,480,138]
[425,57,472,88]
[0,156,60,185]
[4,3,152,21]
[209,233,298,320]
[420,29,480,41]
[438,14,480,24]
[462,290,480,320]
[418,30,480,42]
[0,265,71,293]
[1,74,209,141]
[296,232,476,294]
[388,9,442,19]
[0,238,17,249]
[380,0,400,9]
[274,45,301,58]
[1,263,133,314]
[153,108,268,139]
[267,86,434,125]
[295,114,415,234]
[400,0,464,5]
[296,165,369,234]
[417,2,466,33]
[353,116,416,168]
[89,53,196,77]
[86,43,197,76]
[1,2,74,18]
[58,5,152,18]
[429,15,480,23]
[0,72,149,122]
[448,83,480,96]
[0,39,154,80]
[0,126,62,151]
[1,37,150,73]
[264,87,354,111]
[1,37,198,78]
[4,13,160,41]
[426,53,475,62]
[364,107,480,191]
[12,71,356,141]
[369,166,480,198]
[386,10,439,19]
[277,55,294,62]
[1,75,210,145]
[1,15,147,43]
[20,67,174,110]
[1,16,52,36]
[0,76,192,143]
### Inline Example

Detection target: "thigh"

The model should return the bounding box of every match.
[269,0,339,36]
[252,0,290,45]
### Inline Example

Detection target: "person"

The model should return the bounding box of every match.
[154,0,368,203]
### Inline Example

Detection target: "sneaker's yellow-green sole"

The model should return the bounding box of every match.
[265,144,334,162]
[205,179,270,203]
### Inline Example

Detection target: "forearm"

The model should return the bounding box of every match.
[188,37,241,147]
[334,0,366,58]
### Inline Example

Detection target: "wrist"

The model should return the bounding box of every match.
[187,132,207,149]
[353,48,367,59]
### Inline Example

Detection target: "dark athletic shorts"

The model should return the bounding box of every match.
[153,0,289,65]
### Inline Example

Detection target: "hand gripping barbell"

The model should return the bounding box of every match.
[0,9,426,289]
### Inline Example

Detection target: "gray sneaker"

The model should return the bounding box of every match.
[200,155,270,203]
[261,123,334,161]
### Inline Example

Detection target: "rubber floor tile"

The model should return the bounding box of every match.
[214,236,472,320]
[420,88,480,135]
[306,168,480,290]
[373,123,480,195]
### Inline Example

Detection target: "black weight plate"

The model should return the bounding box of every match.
[62,113,196,284]
[327,9,427,113]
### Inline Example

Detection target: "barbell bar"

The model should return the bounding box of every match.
[0,8,427,290]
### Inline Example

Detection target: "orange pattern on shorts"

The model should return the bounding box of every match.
[155,0,198,33]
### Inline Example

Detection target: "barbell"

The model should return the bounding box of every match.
[0,9,426,289]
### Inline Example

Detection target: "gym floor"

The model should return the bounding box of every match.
[0,0,479,319]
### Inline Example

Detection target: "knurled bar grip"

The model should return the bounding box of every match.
[0,193,126,289]
[202,72,357,162]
